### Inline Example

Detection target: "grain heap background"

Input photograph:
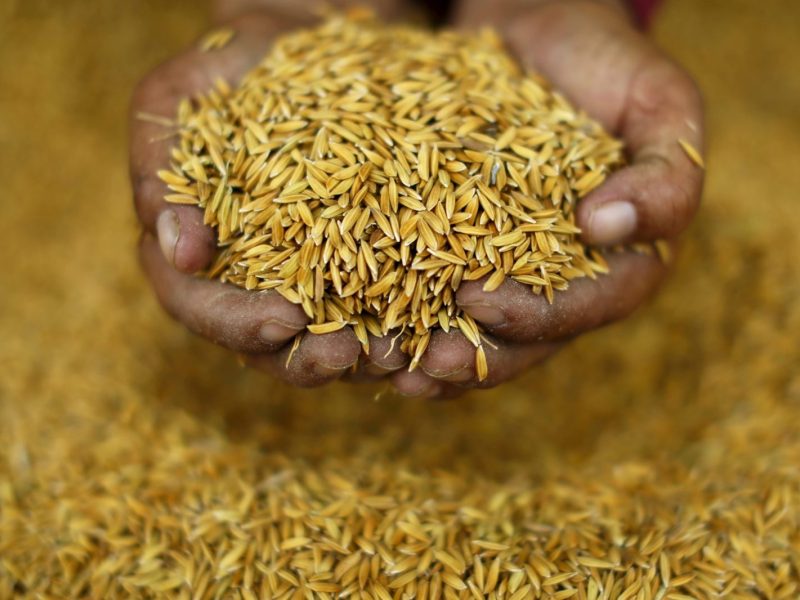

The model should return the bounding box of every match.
[1,1,799,598]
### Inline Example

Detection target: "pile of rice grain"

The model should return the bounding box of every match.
[160,13,625,376]
[6,1,800,598]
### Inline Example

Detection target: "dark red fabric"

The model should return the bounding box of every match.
[629,0,662,27]
[422,2,663,27]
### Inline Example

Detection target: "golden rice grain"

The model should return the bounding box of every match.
[9,3,800,599]
[306,321,347,334]
[678,138,705,169]
[475,345,489,382]
[162,13,627,379]
[199,27,236,52]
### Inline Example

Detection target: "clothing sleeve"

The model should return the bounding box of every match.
[629,0,662,27]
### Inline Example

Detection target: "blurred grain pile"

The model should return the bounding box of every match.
[1,1,799,599]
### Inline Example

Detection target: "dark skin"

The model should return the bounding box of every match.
[131,0,704,396]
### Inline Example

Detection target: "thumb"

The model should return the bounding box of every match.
[459,1,706,245]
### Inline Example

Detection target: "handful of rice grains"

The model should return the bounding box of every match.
[159,13,626,379]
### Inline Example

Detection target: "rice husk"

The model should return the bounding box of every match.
[160,13,625,377]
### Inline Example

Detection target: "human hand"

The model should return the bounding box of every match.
[387,0,704,397]
[130,3,416,389]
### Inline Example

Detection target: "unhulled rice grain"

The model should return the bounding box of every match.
[161,13,625,378]
[198,27,236,52]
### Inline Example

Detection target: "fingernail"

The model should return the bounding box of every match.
[422,362,473,382]
[363,361,401,376]
[587,201,636,245]
[439,367,473,383]
[156,210,180,266]
[259,319,304,344]
[316,356,359,375]
[460,302,506,326]
[396,381,440,398]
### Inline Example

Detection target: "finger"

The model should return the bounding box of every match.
[152,207,216,274]
[129,13,292,272]
[340,368,385,384]
[421,330,476,383]
[139,233,308,352]
[213,0,413,24]
[363,331,409,372]
[246,328,361,387]
[493,2,642,128]
[390,368,444,398]
[457,249,668,343]
[576,62,704,244]
[497,4,704,244]
[390,368,473,399]
[343,329,426,383]
[420,330,560,388]
[342,331,412,382]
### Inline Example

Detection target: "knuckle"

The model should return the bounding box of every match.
[629,60,701,121]
[657,177,698,236]
[504,2,591,50]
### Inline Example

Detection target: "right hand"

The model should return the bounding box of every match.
[385,0,704,398]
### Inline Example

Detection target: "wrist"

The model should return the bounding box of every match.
[212,0,409,24]
[456,0,633,32]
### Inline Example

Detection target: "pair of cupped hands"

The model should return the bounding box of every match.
[131,0,704,397]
